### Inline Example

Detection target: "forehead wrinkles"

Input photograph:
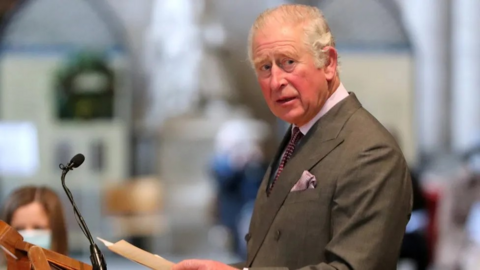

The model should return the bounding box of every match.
[254,41,299,61]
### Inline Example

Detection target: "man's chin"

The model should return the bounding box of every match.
[277,114,304,126]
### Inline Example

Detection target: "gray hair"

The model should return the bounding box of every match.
[247,4,337,70]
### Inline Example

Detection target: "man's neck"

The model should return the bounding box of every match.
[327,76,341,99]
[293,75,341,128]
[294,80,348,135]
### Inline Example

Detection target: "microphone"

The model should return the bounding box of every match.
[68,153,85,169]
[59,154,107,270]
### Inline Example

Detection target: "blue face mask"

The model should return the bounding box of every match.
[18,229,52,250]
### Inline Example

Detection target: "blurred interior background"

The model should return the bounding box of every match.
[0,0,479,269]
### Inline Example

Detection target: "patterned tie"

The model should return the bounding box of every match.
[267,127,304,196]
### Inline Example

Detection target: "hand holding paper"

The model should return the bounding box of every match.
[172,259,238,270]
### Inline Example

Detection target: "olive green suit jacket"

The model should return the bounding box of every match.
[233,93,412,270]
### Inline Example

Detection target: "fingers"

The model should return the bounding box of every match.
[172,259,204,270]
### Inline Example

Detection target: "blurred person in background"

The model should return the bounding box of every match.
[435,147,480,270]
[174,4,412,270]
[0,186,68,256]
[210,117,269,259]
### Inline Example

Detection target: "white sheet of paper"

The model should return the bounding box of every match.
[97,237,113,247]
[96,237,173,270]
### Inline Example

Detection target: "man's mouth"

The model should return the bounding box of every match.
[277,97,296,104]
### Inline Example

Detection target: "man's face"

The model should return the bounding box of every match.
[252,23,336,127]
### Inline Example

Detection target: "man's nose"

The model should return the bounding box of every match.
[270,65,287,91]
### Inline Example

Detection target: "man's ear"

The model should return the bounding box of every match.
[321,46,338,80]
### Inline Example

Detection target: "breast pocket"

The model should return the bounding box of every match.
[283,188,321,205]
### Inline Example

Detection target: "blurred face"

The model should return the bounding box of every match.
[252,23,337,126]
[10,202,50,231]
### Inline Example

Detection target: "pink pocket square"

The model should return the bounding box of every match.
[291,170,317,192]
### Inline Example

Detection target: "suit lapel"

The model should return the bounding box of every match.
[247,136,343,266]
[247,93,362,266]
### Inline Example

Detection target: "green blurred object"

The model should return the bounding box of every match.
[54,50,115,120]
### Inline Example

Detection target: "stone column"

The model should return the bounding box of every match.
[398,0,451,161]
[451,0,480,153]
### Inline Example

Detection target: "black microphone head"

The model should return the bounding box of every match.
[70,154,85,168]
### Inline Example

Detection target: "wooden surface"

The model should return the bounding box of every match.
[0,220,92,270]
[29,246,51,270]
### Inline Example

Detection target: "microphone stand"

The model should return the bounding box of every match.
[59,163,107,270]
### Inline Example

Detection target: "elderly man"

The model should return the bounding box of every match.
[173,4,412,270]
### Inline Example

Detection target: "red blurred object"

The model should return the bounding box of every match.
[424,188,442,263]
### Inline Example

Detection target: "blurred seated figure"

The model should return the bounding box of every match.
[435,148,480,270]
[0,186,68,255]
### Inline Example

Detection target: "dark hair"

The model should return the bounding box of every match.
[1,186,68,255]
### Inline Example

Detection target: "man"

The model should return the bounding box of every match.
[173,4,412,270]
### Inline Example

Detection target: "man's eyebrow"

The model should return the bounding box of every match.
[253,49,300,66]
[279,50,300,59]
[253,55,270,66]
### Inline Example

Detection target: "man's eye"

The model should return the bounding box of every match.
[284,59,295,66]
[260,64,271,71]
[281,59,296,71]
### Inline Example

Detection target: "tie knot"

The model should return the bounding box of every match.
[291,127,303,144]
